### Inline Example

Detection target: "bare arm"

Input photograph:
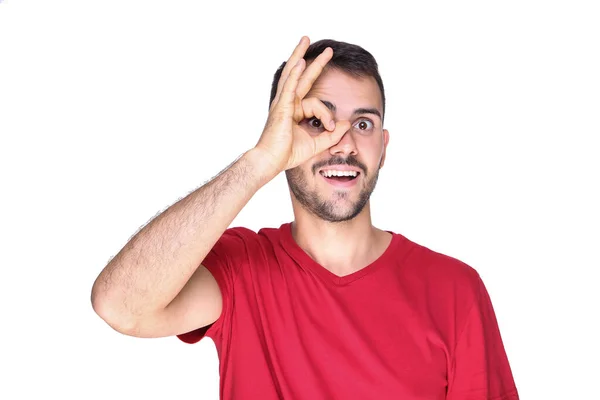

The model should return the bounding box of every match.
[91,36,346,338]
[91,149,276,336]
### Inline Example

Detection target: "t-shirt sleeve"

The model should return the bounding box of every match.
[176,227,250,344]
[446,274,519,400]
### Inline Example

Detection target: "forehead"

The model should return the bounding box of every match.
[305,67,383,114]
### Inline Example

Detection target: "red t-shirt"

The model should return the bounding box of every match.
[177,223,519,400]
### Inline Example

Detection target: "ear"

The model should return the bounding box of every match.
[379,129,390,169]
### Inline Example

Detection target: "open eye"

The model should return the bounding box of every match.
[307,117,324,129]
[353,119,374,131]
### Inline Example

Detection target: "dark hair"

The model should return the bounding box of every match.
[269,39,386,122]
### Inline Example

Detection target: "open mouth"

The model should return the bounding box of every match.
[319,170,361,183]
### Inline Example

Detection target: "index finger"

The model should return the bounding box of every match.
[295,46,334,100]
[273,36,311,105]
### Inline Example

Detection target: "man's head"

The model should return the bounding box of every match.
[270,39,386,122]
[270,39,389,223]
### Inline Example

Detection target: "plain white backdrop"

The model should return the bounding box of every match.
[1,0,598,398]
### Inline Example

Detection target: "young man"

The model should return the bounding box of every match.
[91,37,519,399]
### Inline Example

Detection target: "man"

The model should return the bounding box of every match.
[91,36,519,399]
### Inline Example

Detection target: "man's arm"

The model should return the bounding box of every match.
[91,149,275,337]
[90,35,346,339]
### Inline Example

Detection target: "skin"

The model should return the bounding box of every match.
[284,67,393,277]
[91,36,393,338]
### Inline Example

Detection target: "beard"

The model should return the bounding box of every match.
[285,156,381,223]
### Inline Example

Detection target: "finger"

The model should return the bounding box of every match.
[297,97,335,130]
[296,47,334,100]
[272,36,311,106]
[312,120,352,154]
[275,59,305,116]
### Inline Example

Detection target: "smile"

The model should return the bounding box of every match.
[319,170,361,188]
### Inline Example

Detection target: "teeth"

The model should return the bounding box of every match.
[321,170,358,178]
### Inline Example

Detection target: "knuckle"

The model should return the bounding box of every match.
[302,97,319,111]
[300,97,311,110]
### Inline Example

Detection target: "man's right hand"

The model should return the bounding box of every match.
[253,36,351,175]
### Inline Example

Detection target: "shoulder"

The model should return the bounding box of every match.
[421,243,479,284]
[222,226,258,238]
[397,233,483,303]
[208,227,261,262]
[223,225,280,240]
[214,225,280,255]
[211,226,256,249]
[392,234,490,340]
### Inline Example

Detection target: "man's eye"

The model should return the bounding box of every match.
[354,120,374,130]
[308,118,323,128]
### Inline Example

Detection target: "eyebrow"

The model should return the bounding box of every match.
[320,100,382,120]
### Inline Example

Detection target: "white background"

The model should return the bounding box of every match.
[1,0,598,399]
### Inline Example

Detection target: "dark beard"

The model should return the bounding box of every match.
[285,162,380,223]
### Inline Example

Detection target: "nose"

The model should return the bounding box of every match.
[329,124,357,157]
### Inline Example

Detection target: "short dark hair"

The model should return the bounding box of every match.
[269,39,386,122]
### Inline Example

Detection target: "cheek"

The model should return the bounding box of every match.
[286,166,306,182]
[357,139,383,163]
[292,165,318,183]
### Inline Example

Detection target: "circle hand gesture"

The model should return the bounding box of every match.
[254,36,351,173]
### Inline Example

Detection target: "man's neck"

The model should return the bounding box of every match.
[290,208,389,277]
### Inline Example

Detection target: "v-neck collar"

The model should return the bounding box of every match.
[279,221,401,287]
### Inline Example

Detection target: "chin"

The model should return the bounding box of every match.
[310,200,366,223]
[286,168,374,223]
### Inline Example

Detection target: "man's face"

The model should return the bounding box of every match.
[285,67,390,223]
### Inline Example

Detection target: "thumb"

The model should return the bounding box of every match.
[312,120,351,155]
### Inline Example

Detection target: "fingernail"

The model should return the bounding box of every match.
[329,120,335,130]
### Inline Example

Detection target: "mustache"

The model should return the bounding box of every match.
[312,155,368,176]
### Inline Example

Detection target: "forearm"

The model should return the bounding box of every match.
[91,148,276,328]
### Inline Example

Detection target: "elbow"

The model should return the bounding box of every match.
[91,283,138,336]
